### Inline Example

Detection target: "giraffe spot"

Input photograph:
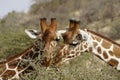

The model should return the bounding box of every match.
[113,46,120,58]
[97,47,101,54]
[63,49,67,55]
[76,52,80,56]
[84,45,87,48]
[93,42,98,47]
[89,47,92,52]
[103,51,108,59]
[9,65,17,69]
[75,46,79,51]
[4,70,16,77]
[71,51,75,54]
[109,51,113,56]
[102,40,111,49]
[81,46,83,50]
[67,56,72,58]
[94,36,101,42]
[108,59,118,67]
[57,51,63,57]
[72,55,75,58]
[17,66,23,71]
[8,59,20,66]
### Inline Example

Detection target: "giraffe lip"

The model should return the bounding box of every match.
[70,41,80,46]
[72,41,78,44]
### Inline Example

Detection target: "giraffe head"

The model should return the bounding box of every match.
[52,19,83,66]
[25,18,60,66]
[40,18,57,50]
[52,19,94,66]
[62,19,82,45]
[25,18,58,50]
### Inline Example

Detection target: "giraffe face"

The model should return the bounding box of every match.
[25,18,63,66]
[62,19,82,45]
[25,18,59,50]
[52,19,84,66]
[40,18,58,51]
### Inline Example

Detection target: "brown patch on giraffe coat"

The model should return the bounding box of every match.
[84,45,87,48]
[72,55,75,58]
[109,51,113,56]
[76,52,80,56]
[8,59,20,66]
[93,42,98,47]
[103,51,108,59]
[63,49,66,55]
[81,46,83,50]
[89,47,93,52]
[102,40,112,49]
[97,47,101,54]
[94,36,101,42]
[3,70,16,78]
[9,65,17,69]
[108,59,118,67]
[113,46,120,58]
[71,51,75,54]
[67,56,72,58]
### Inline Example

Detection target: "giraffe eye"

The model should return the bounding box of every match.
[76,34,82,40]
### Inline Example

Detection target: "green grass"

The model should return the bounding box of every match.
[21,53,120,80]
[0,29,120,80]
[0,29,33,59]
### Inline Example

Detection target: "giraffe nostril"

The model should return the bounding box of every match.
[55,38,60,42]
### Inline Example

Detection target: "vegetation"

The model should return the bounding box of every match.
[0,0,120,80]
[20,52,120,80]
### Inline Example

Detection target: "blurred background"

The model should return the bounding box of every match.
[0,0,120,40]
[0,0,120,79]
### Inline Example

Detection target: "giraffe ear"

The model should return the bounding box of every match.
[25,29,40,39]
[56,30,66,40]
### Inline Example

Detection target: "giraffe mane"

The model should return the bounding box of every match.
[2,45,35,63]
[87,29,120,47]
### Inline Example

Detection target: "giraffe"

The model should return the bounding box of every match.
[0,18,60,80]
[52,19,120,71]
[52,19,82,66]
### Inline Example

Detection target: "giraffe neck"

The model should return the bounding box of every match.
[0,38,58,79]
[52,44,82,66]
[80,29,120,70]
[0,39,46,79]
